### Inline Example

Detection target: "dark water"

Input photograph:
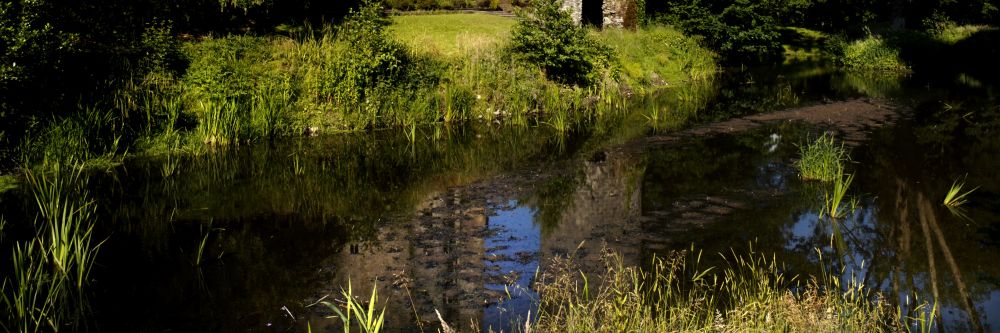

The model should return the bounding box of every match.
[2,61,999,332]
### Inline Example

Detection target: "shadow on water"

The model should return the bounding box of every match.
[3,59,999,332]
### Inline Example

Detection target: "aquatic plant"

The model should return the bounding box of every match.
[796,133,847,182]
[821,169,857,220]
[193,220,214,267]
[530,246,914,332]
[2,165,103,332]
[322,281,386,333]
[943,177,978,207]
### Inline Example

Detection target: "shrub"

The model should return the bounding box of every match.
[834,35,910,72]
[509,0,616,86]
[656,0,795,63]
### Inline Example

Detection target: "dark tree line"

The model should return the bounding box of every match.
[1,0,363,157]
[646,0,999,63]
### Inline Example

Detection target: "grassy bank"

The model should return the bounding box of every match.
[10,7,717,171]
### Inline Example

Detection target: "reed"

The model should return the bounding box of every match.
[3,165,102,332]
[943,176,978,207]
[322,280,387,333]
[821,169,858,220]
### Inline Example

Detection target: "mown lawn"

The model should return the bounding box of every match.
[390,13,515,57]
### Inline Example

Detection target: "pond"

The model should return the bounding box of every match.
[1,61,998,332]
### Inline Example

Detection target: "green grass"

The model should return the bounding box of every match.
[0,174,17,193]
[528,247,926,332]
[321,281,387,333]
[13,9,719,169]
[390,13,515,58]
[836,35,910,72]
[822,169,858,220]
[593,25,718,93]
[796,133,847,182]
[2,165,103,332]
[943,177,978,207]
[930,25,995,44]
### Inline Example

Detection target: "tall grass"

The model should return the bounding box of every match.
[531,247,924,332]
[321,281,387,333]
[835,35,910,72]
[593,25,718,93]
[16,11,721,169]
[19,105,124,171]
[822,169,858,220]
[2,165,103,332]
[796,133,847,182]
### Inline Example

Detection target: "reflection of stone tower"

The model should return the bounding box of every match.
[561,0,634,28]
[540,150,643,271]
[317,188,490,332]
[408,192,488,327]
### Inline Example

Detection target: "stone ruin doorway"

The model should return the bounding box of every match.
[582,0,603,28]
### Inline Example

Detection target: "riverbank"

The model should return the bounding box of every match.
[5,9,717,175]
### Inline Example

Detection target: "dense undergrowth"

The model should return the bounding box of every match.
[6,0,718,173]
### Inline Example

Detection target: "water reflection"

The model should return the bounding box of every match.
[5,60,999,332]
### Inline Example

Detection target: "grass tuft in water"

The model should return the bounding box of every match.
[943,176,978,207]
[796,133,847,182]
[322,280,387,333]
[2,165,103,332]
[821,169,858,220]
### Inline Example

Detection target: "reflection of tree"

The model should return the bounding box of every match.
[854,81,1000,331]
[916,189,983,332]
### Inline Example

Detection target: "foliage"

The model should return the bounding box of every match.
[655,0,802,63]
[832,34,910,72]
[531,248,918,332]
[18,106,124,170]
[329,0,412,115]
[593,25,717,91]
[2,165,103,332]
[795,133,847,182]
[943,177,978,207]
[322,282,387,333]
[822,169,857,219]
[509,0,616,86]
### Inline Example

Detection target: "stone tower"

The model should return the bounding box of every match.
[561,0,634,29]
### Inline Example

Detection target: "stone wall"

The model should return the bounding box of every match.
[561,0,632,28]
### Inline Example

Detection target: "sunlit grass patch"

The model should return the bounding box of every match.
[836,35,910,72]
[931,25,995,44]
[795,133,847,182]
[594,25,718,92]
[390,13,515,58]
[530,247,921,332]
